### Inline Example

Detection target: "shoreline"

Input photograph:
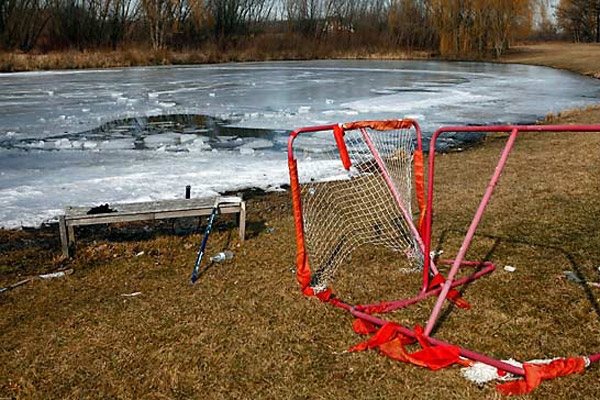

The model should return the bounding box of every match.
[1,44,599,231]
[0,48,433,74]
[1,43,599,78]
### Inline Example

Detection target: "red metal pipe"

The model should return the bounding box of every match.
[414,122,423,153]
[287,124,338,162]
[354,262,495,313]
[424,128,520,335]
[588,353,600,363]
[421,124,600,337]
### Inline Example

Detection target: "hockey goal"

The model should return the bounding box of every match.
[287,120,600,395]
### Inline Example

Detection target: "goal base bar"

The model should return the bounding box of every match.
[351,260,495,314]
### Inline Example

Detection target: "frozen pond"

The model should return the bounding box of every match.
[1,60,599,228]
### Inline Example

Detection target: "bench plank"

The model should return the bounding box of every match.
[60,196,245,258]
[65,197,239,219]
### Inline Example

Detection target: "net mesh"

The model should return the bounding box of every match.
[292,123,423,293]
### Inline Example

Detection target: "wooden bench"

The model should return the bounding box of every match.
[58,196,246,258]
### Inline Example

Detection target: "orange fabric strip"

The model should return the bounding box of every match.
[496,358,586,395]
[349,322,461,370]
[333,124,352,170]
[413,149,426,235]
[343,119,414,132]
[352,319,379,335]
[379,338,461,370]
[354,302,388,315]
[289,159,312,293]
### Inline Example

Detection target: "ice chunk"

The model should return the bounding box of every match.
[240,139,273,150]
[211,137,244,149]
[99,139,134,150]
[188,138,211,151]
[239,147,255,155]
[144,133,181,147]
[180,134,198,144]
[55,138,72,149]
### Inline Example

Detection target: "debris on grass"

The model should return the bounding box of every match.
[121,292,142,297]
[0,268,73,295]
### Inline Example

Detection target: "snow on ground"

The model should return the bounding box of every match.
[1,60,599,228]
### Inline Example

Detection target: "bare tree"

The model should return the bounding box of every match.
[557,0,599,42]
[141,0,175,49]
[107,0,140,48]
[0,0,50,51]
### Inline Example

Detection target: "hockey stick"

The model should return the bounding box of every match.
[190,197,220,283]
[0,269,74,294]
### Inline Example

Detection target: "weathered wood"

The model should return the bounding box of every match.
[65,198,218,220]
[239,201,246,242]
[58,215,69,258]
[67,225,75,244]
[65,205,242,226]
[59,196,245,256]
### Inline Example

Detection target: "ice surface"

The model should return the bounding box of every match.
[0,60,599,228]
[240,139,274,150]
[144,133,181,147]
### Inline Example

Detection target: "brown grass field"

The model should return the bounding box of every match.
[501,42,600,78]
[1,44,600,399]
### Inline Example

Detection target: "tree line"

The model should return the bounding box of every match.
[557,0,600,42]
[0,0,597,57]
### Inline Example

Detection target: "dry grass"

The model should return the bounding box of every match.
[0,38,431,73]
[3,41,599,75]
[1,108,600,399]
[500,42,600,78]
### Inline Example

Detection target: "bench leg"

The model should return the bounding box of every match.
[238,201,246,242]
[68,225,75,244]
[59,216,70,258]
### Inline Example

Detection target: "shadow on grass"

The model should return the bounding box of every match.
[68,214,264,256]
[430,228,600,337]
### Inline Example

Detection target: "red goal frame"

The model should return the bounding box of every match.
[287,121,600,379]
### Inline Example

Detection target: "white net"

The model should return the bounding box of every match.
[292,123,424,293]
